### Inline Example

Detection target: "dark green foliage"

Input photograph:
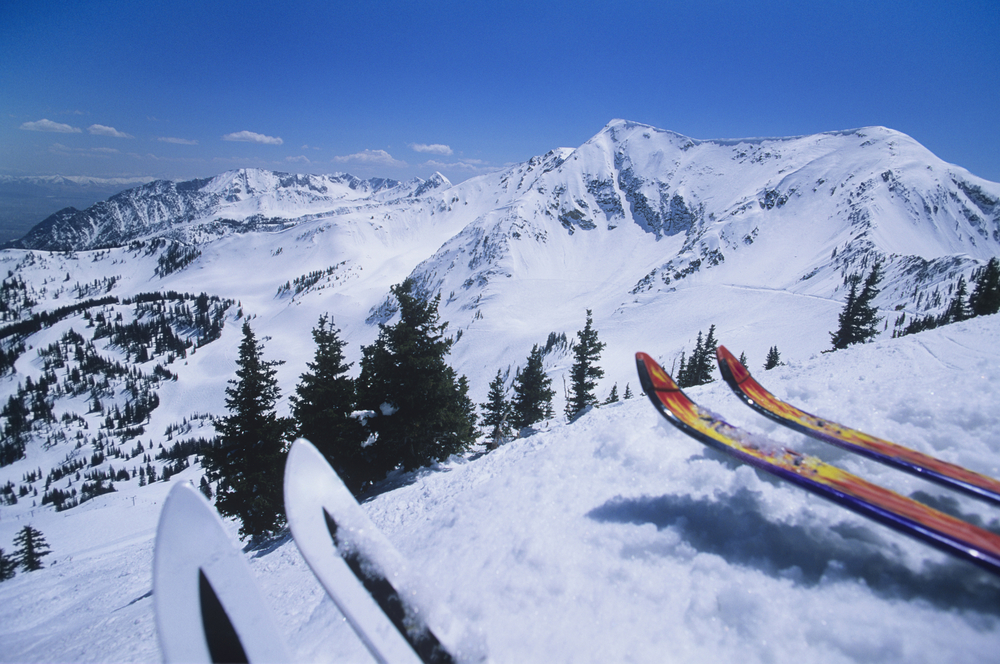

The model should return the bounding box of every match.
[738,351,748,368]
[623,383,634,400]
[604,383,619,404]
[0,547,16,581]
[291,315,368,494]
[941,276,971,324]
[511,344,555,429]
[565,310,606,421]
[356,280,477,481]
[481,369,512,449]
[970,257,1000,317]
[202,322,292,543]
[13,525,51,571]
[763,346,782,370]
[830,261,883,350]
[676,325,717,388]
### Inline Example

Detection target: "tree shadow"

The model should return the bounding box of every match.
[588,488,1000,616]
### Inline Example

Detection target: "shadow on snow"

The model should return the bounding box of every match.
[587,486,1000,617]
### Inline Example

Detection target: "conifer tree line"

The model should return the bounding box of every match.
[204,291,619,542]
[830,261,883,350]
[893,257,1000,337]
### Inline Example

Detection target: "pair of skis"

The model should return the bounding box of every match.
[154,439,474,663]
[635,346,1000,575]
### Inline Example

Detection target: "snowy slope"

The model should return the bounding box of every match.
[1,316,999,663]
[1,119,999,662]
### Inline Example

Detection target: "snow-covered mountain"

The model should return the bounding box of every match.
[7,169,453,251]
[1,120,999,662]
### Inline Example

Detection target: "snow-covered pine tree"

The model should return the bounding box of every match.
[481,369,512,449]
[203,321,292,543]
[763,345,782,370]
[13,525,50,571]
[291,314,368,494]
[511,344,555,429]
[565,310,605,421]
[831,261,883,349]
[970,257,1000,317]
[357,279,477,478]
[942,276,971,324]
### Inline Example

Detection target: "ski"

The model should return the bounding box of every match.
[284,438,473,664]
[716,345,1000,505]
[154,482,292,664]
[635,351,1000,576]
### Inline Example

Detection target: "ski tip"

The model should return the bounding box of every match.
[716,345,751,386]
[634,352,680,393]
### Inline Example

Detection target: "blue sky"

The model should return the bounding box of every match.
[2,0,998,184]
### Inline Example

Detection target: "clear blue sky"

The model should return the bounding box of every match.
[2,0,998,184]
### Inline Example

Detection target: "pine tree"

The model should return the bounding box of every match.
[13,525,51,571]
[511,344,554,429]
[676,325,717,388]
[357,280,477,479]
[970,257,1000,317]
[291,315,368,493]
[942,275,971,324]
[831,261,883,349]
[623,383,633,400]
[202,322,292,543]
[738,351,748,368]
[565,310,605,421]
[763,346,782,370]
[603,383,619,405]
[481,370,512,450]
[0,547,16,581]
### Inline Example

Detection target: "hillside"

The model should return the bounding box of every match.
[0,119,999,661]
[1,316,999,663]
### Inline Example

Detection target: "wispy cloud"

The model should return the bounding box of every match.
[48,143,120,157]
[423,158,494,173]
[21,119,81,133]
[333,149,407,168]
[222,130,284,145]
[286,155,311,164]
[409,142,453,156]
[158,136,199,145]
[88,124,133,138]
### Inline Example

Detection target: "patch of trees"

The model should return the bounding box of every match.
[676,325,719,388]
[830,262,883,350]
[894,257,1000,337]
[207,280,479,541]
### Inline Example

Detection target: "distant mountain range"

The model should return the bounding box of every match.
[2,119,999,426]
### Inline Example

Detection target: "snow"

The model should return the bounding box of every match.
[1,120,999,662]
[2,315,1000,663]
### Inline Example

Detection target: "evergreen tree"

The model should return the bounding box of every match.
[623,383,634,400]
[291,315,368,493]
[202,322,292,543]
[676,325,717,388]
[511,344,555,429]
[565,310,605,421]
[603,383,619,405]
[738,351,748,368]
[481,370,512,450]
[0,547,16,581]
[13,525,50,571]
[763,346,782,370]
[942,275,971,324]
[357,279,477,479]
[970,257,1000,317]
[831,261,883,349]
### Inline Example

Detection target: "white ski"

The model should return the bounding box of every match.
[154,482,292,664]
[284,438,477,664]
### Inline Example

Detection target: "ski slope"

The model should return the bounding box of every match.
[1,314,999,663]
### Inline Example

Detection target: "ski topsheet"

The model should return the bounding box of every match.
[154,482,291,664]
[716,345,1000,505]
[635,352,1000,575]
[284,438,471,664]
